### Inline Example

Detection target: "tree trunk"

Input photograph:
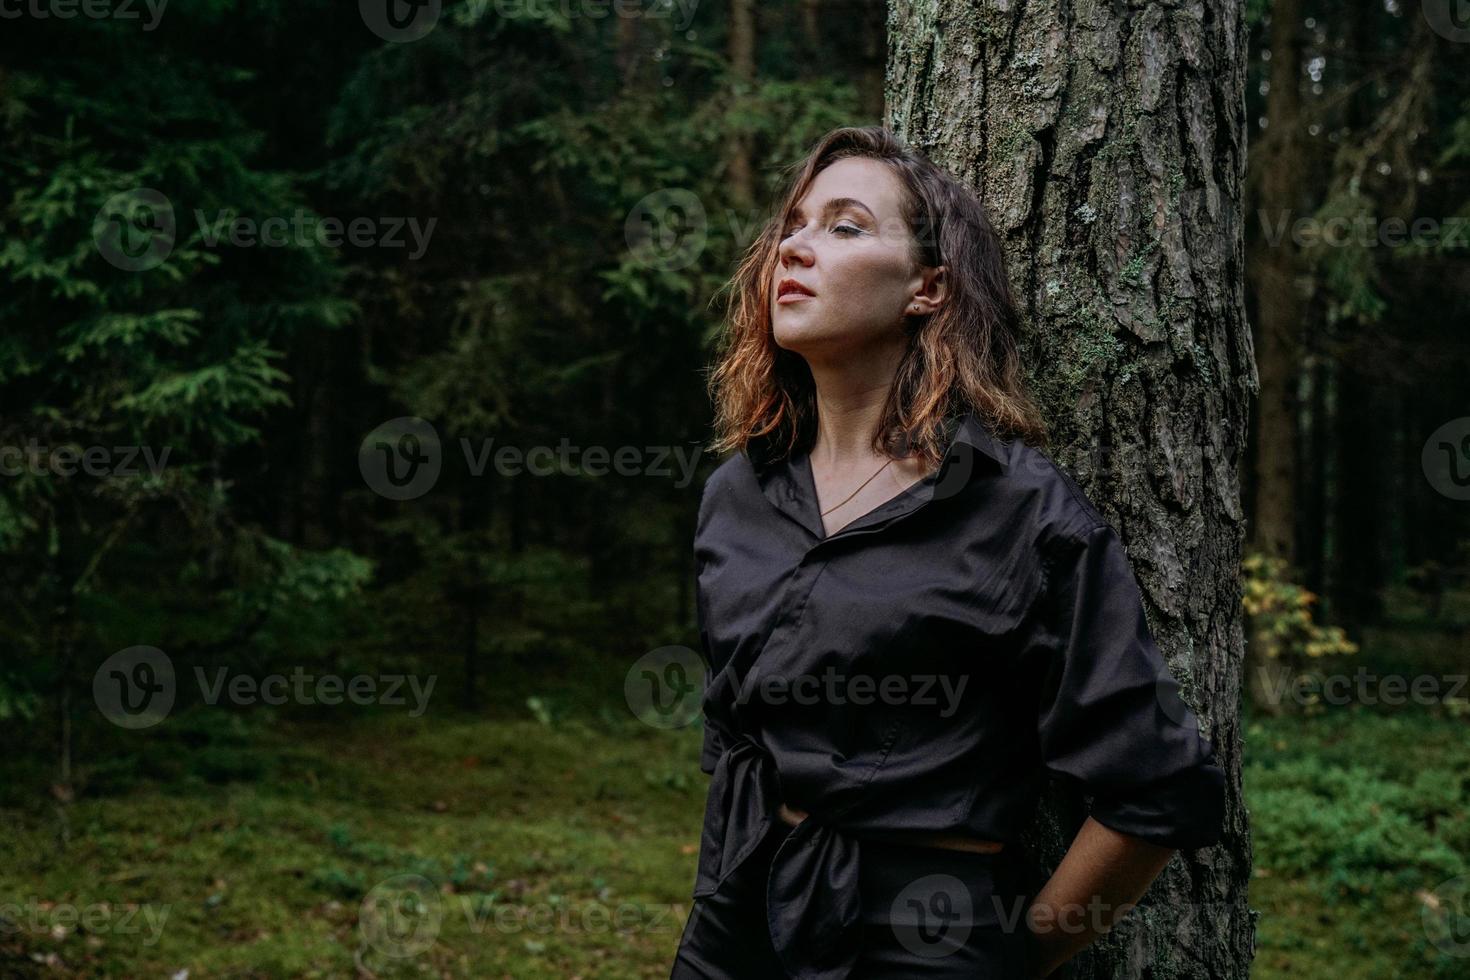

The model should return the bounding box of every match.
[616,9,647,90]
[856,0,886,121]
[1331,360,1384,629]
[887,2,1256,977]
[1300,353,1328,594]
[1240,0,1308,714]
[800,0,822,61]
[726,0,757,209]
[1247,0,1306,565]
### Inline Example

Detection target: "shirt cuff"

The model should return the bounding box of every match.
[1086,758,1226,850]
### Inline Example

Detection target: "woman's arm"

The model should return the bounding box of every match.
[1022,817,1178,978]
[1018,521,1227,975]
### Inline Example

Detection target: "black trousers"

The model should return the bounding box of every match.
[671,817,1039,979]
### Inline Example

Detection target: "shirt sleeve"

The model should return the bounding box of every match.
[1026,520,1226,850]
[694,552,731,776]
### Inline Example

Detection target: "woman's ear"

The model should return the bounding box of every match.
[909,265,948,315]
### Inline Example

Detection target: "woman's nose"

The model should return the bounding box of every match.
[778,227,813,266]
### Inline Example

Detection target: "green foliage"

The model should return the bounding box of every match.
[1243,552,1359,662]
[1248,758,1465,891]
[526,695,565,727]
[1440,96,1470,168]
[195,534,378,648]
[0,674,40,722]
[1302,189,1390,325]
[0,11,370,783]
[1244,708,1470,978]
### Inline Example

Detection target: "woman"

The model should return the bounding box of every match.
[670,126,1226,980]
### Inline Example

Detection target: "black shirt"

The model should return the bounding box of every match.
[689,409,1226,979]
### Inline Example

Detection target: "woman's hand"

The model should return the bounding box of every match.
[1022,817,1178,978]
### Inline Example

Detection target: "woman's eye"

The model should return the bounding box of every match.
[782,223,861,239]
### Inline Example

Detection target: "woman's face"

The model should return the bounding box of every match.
[770,156,942,361]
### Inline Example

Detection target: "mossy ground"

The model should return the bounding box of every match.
[2,634,1467,978]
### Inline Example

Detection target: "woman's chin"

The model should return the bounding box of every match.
[774,319,886,359]
[773,314,836,350]
[771,325,825,355]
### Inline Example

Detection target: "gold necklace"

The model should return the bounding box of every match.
[818,457,896,516]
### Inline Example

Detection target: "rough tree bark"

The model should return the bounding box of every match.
[886,2,1256,978]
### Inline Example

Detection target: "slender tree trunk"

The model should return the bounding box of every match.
[1317,7,1436,630]
[1248,0,1306,565]
[1301,353,1328,594]
[1243,0,1308,713]
[1332,360,1384,628]
[1383,387,1406,584]
[726,0,757,209]
[800,0,822,60]
[887,2,1256,977]
[1319,357,1340,613]
[616,10,648,90]
[303,347,332,550]
[856,0,885,120]
[50,532,77,847]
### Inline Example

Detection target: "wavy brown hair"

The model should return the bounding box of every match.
[707,125,1047,469]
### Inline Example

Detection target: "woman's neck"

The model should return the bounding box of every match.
[804,341,907,469]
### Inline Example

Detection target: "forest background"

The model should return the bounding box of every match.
[1,0,1468,976]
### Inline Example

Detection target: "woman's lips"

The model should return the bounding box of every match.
[776,281,815,304]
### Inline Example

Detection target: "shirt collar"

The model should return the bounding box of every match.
[749,408,1009,541]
